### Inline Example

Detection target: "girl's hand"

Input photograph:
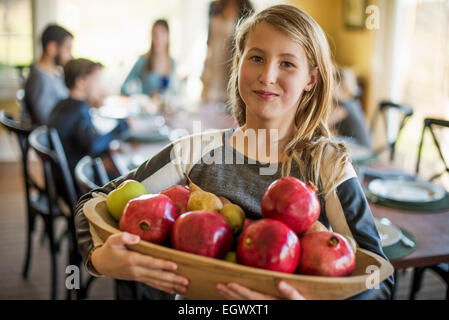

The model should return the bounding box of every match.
[91,232,189,295]
[216,281,305,300]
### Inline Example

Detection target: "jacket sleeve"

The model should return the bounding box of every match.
[75,141,183,276]
[73,107,128,157]
[323,163,394,300]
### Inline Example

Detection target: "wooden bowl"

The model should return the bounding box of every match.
[84,197,394,300]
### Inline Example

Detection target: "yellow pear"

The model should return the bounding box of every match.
[184,173,223,212]
[220,203,245,234]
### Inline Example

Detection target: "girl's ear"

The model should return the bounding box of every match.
[304,67,319,92]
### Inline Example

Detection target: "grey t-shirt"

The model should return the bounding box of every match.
[75,128,393,300]
[24,64,68,124]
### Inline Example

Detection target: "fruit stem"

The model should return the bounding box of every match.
[306,181,318,193]
[139,220,151,232]
[328,236,340,247]
[183,172,193,186]
[244,237,252,246]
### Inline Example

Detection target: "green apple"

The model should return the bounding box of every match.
[106,180,147,221]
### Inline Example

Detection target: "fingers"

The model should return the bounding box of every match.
[107,232,140,249]
[142,278,188,295]
[217,283,246,300]
[278,281,306,300]
[132,252,178,271]
[133,266,189,287]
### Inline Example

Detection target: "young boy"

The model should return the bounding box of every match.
[48,58,128,178]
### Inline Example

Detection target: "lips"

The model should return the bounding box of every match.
[253,90,279,99]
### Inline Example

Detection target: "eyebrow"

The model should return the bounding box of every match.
[247,47,298,59]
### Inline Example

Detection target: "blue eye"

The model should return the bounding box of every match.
[250,56,263,62]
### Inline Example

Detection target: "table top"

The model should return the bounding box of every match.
[371,203,449,269]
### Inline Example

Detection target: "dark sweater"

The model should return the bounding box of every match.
[48,98,128,175]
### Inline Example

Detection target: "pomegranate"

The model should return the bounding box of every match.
[236,219,300,273]
[160,185,190,213]
[119,194,180,244]
[171,211,233,259]
[261,177,320,235]
[298,231,356,277]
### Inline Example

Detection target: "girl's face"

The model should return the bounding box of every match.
[238,22,317,125]
[151,24,169,51]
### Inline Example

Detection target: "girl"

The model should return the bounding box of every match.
[75,5,393,300]
[121,19,177,97]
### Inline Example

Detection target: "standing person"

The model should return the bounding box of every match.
[121,19,177,98]
[201,0,254,104]
[329,66,372,149]
[74,5,393,300]
[48,58,128,179]
[24,24,73,124]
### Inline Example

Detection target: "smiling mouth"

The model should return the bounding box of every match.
[253,90,279,99]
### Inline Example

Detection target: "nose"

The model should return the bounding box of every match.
[258,61,277,85]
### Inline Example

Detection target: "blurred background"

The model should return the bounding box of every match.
[0,0,448,300]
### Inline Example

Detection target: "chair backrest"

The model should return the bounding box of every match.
[416,118,449,182]
[370,100,414,161]
[28,126,78,212]
[75,156,110,194]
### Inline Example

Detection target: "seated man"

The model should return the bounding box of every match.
[24,24,73,124]
[48,58,128,179]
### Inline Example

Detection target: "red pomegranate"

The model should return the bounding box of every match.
[236,219,300,273]
[261,177,320,235]
[298,231,356,277]
[160,185,190,213]
[171,211,233,259]
[119,194,180,244]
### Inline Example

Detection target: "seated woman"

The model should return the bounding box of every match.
[49,58,128,178]
[329,66,372,149]
[121,19,177,97]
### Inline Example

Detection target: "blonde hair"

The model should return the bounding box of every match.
[228,4,350,195]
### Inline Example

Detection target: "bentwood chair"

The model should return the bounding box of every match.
[370,100,414,162]
[410,118,449,300]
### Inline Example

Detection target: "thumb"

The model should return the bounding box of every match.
[108,232,140,248]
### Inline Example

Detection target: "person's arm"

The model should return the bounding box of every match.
[120,56,146,96]
[74,106,128,157]
[323,164,394,300]
[25,73,51,124]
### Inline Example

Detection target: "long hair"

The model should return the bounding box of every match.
[145,19,170,72]
[228,4,350,195]
[211,0,254,19]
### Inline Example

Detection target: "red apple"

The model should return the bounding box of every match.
[119,194,180,244]
[261,177,320,235]
[298,231,356,277]
[171,211,233,259]
[236,219,300,273]
[160,185,190,213]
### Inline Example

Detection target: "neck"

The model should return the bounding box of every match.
[232,114,296,163]
[37,54,58,75]
[69,88,87,101]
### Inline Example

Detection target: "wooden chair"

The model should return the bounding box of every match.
[75,156,109,194]
[370,100,414,162]
[0,111,61,285]
[410,118,449,300]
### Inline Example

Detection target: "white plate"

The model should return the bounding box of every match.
[368,178,446,203]
[374,218,402,247]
